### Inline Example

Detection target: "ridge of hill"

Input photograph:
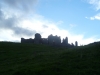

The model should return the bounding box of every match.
[0,42,100,75]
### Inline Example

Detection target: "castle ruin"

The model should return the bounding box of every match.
[21,33,78,48]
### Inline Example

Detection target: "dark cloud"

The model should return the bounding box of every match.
[2,17,17,29]
[0,0,38,12]
[13,27,36,36]
[0,12,36,36]
[0,0,38,37]
[0,9,3,20]
[0,17,36,36]
[0,9,17,29]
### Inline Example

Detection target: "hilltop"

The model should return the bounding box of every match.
[0,41,100,75]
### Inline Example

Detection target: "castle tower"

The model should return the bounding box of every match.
[75,41,78,46]
[35,33,41,40]
[65,37,68,44]
[48,34,53,44]
[63,37,68,44]
[34,33,41,44]
[21,38,24,43]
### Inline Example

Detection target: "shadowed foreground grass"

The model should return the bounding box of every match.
[0,42,100,75]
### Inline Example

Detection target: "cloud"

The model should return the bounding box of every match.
[17,15,100,45]
[0,0,38,12]
[87,0,100,10]
[0,10,3,20]
[69,24,77,28]
[85,0,100,20]
[85,13,100,20]
[90,13,100,20]
[0,9,36,36]
[0,11,99,45]
[0,0,38,37]
[0,0,99,45]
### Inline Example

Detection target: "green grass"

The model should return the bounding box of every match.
[0,42,100,75]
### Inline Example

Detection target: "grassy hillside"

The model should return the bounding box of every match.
[0,42,100,75]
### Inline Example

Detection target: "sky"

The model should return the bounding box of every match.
[0,0,100,45]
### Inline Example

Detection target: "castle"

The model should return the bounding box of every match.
[21,33,78,47]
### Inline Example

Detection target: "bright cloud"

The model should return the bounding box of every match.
[85,0,100,20]
[19,15,98,46]
[87,0,100,10]
[90,13,100,20]
[0,0,99,45]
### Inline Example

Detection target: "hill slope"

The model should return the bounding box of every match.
[0,42,100,75]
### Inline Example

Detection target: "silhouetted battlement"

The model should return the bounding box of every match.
[34,33,42,44]
[48,34,61,45]
[75,41,78,46]
[21,33,78,48]
[21,38,34,43]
